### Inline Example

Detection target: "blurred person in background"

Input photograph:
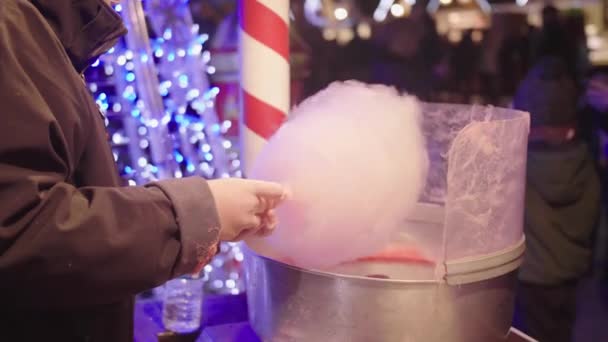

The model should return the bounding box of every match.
[563,11,591,86]
[371,2,442,100]
[580,72,608,178]
[449,30,481,103]
[498,17,531,99]
[584,71,608,292]
[512,56,601,342]
[531,5,590,87]
[529,4,560,59]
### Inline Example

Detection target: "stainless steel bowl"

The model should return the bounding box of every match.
[244,247,517,342]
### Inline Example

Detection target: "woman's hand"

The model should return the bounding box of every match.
[208,178,289,242]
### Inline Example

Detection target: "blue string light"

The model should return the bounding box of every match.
[174,151,184,163]
[125,72,136,82]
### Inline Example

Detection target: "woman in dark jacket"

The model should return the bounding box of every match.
[0,1,287,340]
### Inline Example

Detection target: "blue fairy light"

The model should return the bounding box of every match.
[124,91,137,102]
[163,28,173,40]
[189,44,202,56]
[148,119,159,128]
[187,163,196,173]
[202,50,211,63]
[178,74,189,88]
[174,151,184,163]
[186,89,200,101]
[191,24,200,35]
[192,100,206,112]
[104,65,114,75]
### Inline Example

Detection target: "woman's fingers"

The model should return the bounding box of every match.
[253,185,291,214]
[250,181,288,199]
[253,196,269,214]
[256,211,278,237]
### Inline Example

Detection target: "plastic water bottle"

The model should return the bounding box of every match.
[162,274,204,333]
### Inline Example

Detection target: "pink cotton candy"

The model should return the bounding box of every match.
[246,81,429,269]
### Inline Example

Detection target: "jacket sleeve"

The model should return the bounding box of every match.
[0,2,220,308]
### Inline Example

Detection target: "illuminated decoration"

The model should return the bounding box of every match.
[304,0,416,43]
[356,21,373,39]
[85,0,243,294]
[304,0,361,44]
[428,0,491,37]
[373,0,414,22]
[390,3,407,17]
[145,0,239,178]
[304,0,357,28]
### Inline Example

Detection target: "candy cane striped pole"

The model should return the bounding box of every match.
[239,0,290,176]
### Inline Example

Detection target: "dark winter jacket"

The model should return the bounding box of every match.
[519,142,600,284]
[0,0,221,340]
[514,57,600,285]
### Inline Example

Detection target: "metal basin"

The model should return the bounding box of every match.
[244,247,516,342]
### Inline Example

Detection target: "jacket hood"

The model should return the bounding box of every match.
[513,56,578,128]
[29,0,127,73]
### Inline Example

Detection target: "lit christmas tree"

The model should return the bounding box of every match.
[85,0,245,295]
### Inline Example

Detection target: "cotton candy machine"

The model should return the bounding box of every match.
[244,103,530,342]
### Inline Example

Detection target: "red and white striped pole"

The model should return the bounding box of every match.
[238,0,290,176]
